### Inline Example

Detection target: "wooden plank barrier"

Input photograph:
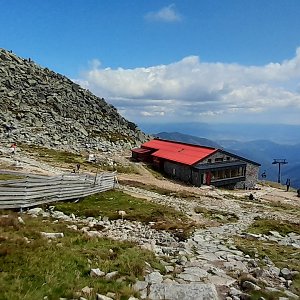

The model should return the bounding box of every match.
[0,172,117,209]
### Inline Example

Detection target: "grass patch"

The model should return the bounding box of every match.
[0,173,25,181]
[259,180,296,192]
[55,190,196,240]
[20,143,85,165]
[143,165,165,179]
[194,206,239,223]
[234,237,300,297]
[0,213,162,300]
[99,163,139,174]
[119,179,198,199]
[19,143,95,173]
[248,290,287,300]
[261,200,300,216]
[248,218,300,236]
[19,144,139,175]
[223,193,300,217]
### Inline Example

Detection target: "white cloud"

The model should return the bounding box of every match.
[145,4,182,23]
[76,48,300,125]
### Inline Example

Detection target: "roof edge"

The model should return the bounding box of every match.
[152,138,217,151]
[219,149,261,166]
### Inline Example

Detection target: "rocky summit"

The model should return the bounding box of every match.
[0,48,147,151]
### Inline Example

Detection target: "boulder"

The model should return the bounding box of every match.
[90,268,105,277]
[40,232,64,239]
[241,280,261,291]
[145,271,163,284]
[148,283,219,300]
[280,268,293,280]
[81,286,93,295]
[105,271,118,280]
[96,295,113,300]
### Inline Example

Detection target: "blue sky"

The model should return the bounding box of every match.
[1,0,300,128]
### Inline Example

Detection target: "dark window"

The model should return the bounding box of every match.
[226,156,231,161]
[215,158,223,162]
[207,159,212,163]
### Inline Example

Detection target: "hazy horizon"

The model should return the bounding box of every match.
[139,122,300,145]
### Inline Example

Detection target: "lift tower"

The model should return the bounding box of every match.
[272,159,288,184]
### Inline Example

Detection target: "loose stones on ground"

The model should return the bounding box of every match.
[24,196,300,300]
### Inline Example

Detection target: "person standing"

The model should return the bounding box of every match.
[10,142,17,155]
[286,178,291,191]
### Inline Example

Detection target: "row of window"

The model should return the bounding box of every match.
[207,156,231,163]
[210,167,246,180]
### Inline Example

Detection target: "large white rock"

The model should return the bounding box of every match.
[133,280,148,291]
[145,271,163,284]
[81,286,93,295]
[182,267,209,278]
[148,283,219,300]
[223,261,248,273]
[40,232,64,239]
[269,230,282,238]
[177,273,202,282]
[18,216,25,224]
[27,208,43,215]
[207,274,236,286]
[96,294,113,300]
[86,231,102,238]
[105,271,118,279]
[241,280,261,291]
[90,268,105,277]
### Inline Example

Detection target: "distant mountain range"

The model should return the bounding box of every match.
[142,122,300,144]
[154,132,300,189]
[153,132,220,148]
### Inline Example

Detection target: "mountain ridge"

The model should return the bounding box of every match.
[153,132,221,148]
[0,48,147,152]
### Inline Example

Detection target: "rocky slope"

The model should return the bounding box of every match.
[0,48,147,151]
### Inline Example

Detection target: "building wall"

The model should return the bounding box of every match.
[235,163,260,189]
[164,161,192,183]
[153,150,260,189]
[200,150,260,189]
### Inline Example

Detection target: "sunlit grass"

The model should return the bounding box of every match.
[194,206,239,224]
[0,213,162,300]
[234,219,300,298]
[0,174,25,181]
[55,190,196,240]
[248,218,300,236]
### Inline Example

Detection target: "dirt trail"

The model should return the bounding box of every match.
[1,147,299,210]
[119,162,300,209]
[119,163,221,197]
[0,146,64,176]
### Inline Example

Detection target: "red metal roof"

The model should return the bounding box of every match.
[142,139,217,166]
[132,148,152,154]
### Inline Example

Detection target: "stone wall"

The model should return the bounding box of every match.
[197,150,260,189]
[235,163,260,189]
[0,48,148,152]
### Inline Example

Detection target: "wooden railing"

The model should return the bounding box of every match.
[0,172,117,210]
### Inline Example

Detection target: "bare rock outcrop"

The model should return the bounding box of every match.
[0,48,148,151]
